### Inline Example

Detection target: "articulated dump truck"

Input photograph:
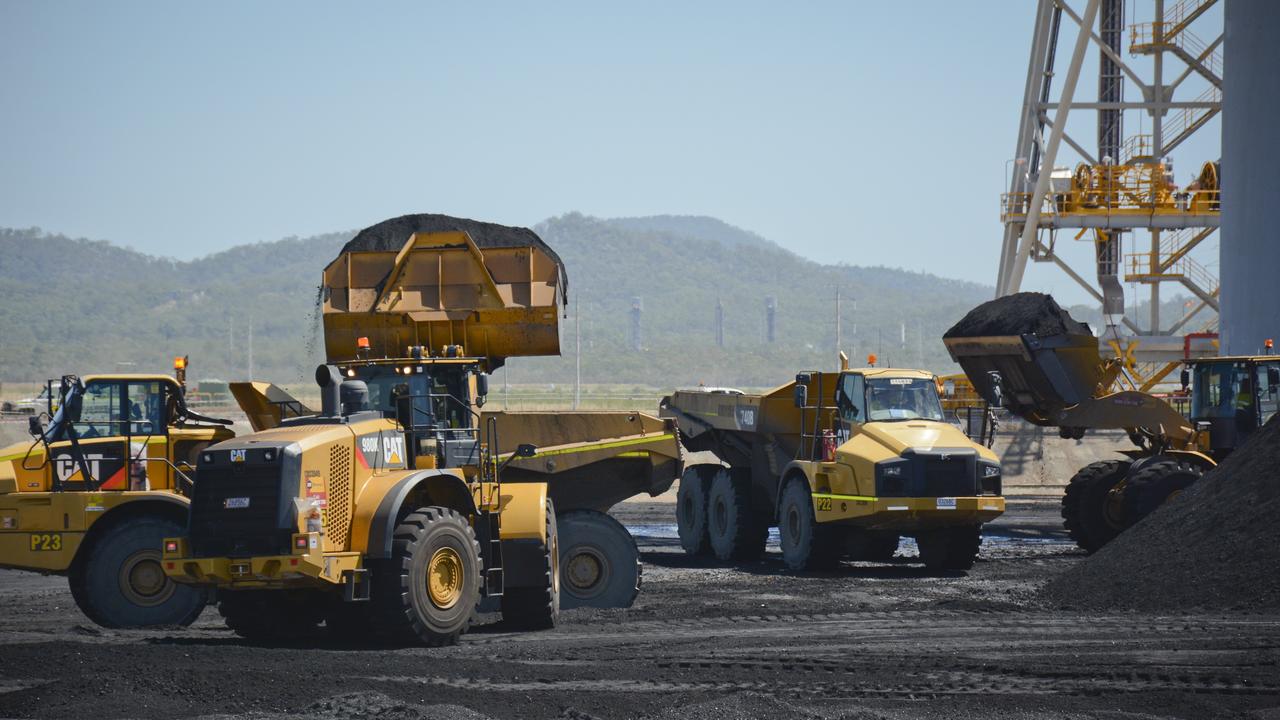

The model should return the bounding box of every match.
[163,215,681,645]
[661,359,1005,572]
[943,292,1280,553]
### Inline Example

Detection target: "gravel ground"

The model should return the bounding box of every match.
[2,498,1278,720]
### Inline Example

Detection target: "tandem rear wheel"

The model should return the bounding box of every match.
[914,525,982,572]
[556,509,641,609]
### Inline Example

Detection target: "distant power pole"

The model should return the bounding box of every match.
[574,293,582,410]
[247,317,254,380]
[228,316,234,378]
[629,297,643,352]
[765,296,777,343]
[715,298,725,348]
[835,288,842,361]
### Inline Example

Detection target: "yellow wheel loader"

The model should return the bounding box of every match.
[943,293,1280,552]
[0,360,234,627]
[163,215,682,644]
[661,356,1005,572]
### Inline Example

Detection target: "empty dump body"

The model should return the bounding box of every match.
[322,230,564,369]
[487,411,683,513]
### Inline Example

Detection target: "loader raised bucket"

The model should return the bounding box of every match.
[323,214,566,370]
[942,293,1105,426]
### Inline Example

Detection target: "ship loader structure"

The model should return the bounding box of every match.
[163,215,681,644]
[661,356,1005,572]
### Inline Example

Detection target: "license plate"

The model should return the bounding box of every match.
[936,497,957,510]
[29,533,63,551]
[224,497,251,509]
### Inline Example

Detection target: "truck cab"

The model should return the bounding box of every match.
[1187,355,1280,458]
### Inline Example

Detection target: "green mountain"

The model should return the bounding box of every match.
[1,216,1015,387]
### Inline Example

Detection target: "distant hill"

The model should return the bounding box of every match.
[3,216,1182,388]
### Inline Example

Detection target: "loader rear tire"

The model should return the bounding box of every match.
[676,467,712,556]
[707,468,766,561]
[557,509,641,609]
[1122,459,1202,524]
[501,498,560,630]
[71,516,206,628]
[369,507,482,646]
[916,525,982,572]
[778,477,839,571]
[1061,460,1131,554]
[219,590,325,641]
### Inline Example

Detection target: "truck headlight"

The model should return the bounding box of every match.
[883,465,904,477]
[982,464,1001,478]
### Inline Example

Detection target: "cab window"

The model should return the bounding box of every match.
[75,381,125,438]
[836,373,867,423]
[1257,363,1280,425]
[126,382,166,435]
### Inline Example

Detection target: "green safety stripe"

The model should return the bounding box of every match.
[811,492,878,503]
[500,433,675,460]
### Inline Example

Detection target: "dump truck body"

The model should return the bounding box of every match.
[662,367,1004,571]
[0,368,233,627]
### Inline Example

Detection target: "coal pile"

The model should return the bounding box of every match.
[944,292,1092,339]
[343,213,566,289]
[1040,416,1280,611]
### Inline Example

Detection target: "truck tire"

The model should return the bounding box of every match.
[69,516,206,628]
[1122,459,1202,524]
[1061,460,1131,554]
[916,525,982,572]
[707,468,766,561]
[557,509,642,609]
[370,507,482,646]
[501,498,560,629]
[219,590,325,641]
[778,477,839,571]
[676,467,711,556]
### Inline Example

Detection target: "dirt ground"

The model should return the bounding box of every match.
[2,496,1278,720]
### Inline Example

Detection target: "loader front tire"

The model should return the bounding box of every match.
[1122,459,1202,524]
[676,466,712,556]
[501,498,560,630]
[71,516,206,628]
[370,507,481,646]
[556,509,641,609]
[1062,459,1131,554]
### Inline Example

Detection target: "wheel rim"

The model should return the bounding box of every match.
[787,506,801,542]
[564,546,610,598]
[427,547,464,610]
[1103,484,1127,529]
[118,550,176,607]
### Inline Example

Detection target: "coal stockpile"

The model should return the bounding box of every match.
[943,292,1092,339]
[343,213,566,289]
[1040,416,1280,611]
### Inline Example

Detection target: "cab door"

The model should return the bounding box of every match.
[123,380,169,491]
[48,380,130,490]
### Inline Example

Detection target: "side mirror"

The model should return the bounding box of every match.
[475,372,490,408]
[1268,367,1279,389]
[986,370,1005,408]
[943,380,956,397]
[27,416,43,438]
[514,443,537,458]
[793,384,808,409]
[1180,368,1191,392]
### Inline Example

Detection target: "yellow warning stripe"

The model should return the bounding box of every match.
[811,492,878,503]
[499,433,675,461]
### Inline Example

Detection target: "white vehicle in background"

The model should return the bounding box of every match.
[3,386,52,415]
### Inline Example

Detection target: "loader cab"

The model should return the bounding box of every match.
[1188,356,1280,457]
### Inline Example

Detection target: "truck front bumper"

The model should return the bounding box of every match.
[812,494,1005,529]
[161,534,360,589]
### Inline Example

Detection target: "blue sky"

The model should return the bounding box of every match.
[0,2,1221,301]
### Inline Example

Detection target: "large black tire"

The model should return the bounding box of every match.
[1061,459,1131,554]
[777,477,839,571]
[707,468,766,561]
[219,590,326,641]
[1123,459,1202,524]
[69,516,206,628]
[847,530,900,563]
[501,498,560,630]
[916,525,982,572]
[369,507,482,646]
[556,509,641,609]
[676,466,712,556]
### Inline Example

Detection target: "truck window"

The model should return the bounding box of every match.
[864,377,945,422]
[1258,362,1280,425]
[1192,361,1253,420]
[126,381,166,436]
[837,373,867,422]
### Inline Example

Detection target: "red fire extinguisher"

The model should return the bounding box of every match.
[821,430,837,462]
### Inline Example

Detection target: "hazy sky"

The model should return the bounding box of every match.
[0,2,1221,301]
